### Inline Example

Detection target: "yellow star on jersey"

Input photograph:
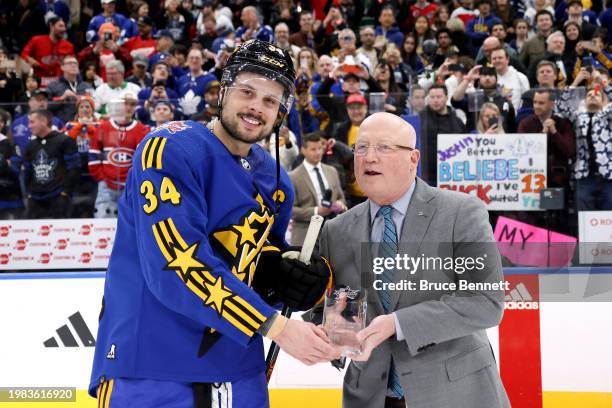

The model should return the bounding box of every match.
[234,218,258,246]
[167,242,205,280]
[204,275,233,315]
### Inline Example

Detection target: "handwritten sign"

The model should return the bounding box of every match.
[437,134,547,210]
[494,216,576,267]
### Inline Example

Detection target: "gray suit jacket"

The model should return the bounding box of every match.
[313,178,510,408]
[289,162,346,246]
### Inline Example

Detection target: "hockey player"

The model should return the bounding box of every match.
[89,39,339,407]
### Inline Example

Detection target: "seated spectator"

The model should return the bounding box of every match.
[412,16,436,56]
[154,0,194,47]
[572,31,612,78]
[62,96,99,218]
[326,93,370,206]
[564,0,597,40]
[556,86,612,210]
[210,14,235,53]
[509,19,533,54]
[262,124,300,171]
[446,17,475,59]
[373,59,406,114]
[0,48,26,116]
[523,0,556,29]
[476,102,505,133]
[518,89,575,188]
[78,23,132,82]
[519,60,563,117]
[177,47,218,116]
[191,80,220,124]
[235,6,273,43]
[492,47,531,110]
[433,5,451,31]
[519,10,555,69]
[476,23,517,60]
[466,0,502,49]
[407,84,427,114]
[151,99,176,127]
[476,36,527,74]
[290,10,319,51]
[376,6,405,48]
[137,80,181,126]
[450,0,479,27]
[86,0,128,44]
[495,0,516,34]
[126,55,153,88]
[20,15,75,88]
[357,26,379,70]
[23,109,80,219]
[432,28,461,68]
[316,66,383,140]
[419,84,466,185]
[332,28,372,74]
[294,47,320,133]
[274,22,301,68]
[81,62,104,90]
[89,94,149,218]
[122,2,151,41]
[149,30,176,68]
[12,89,64,156]
[16,73,42,116]
[92,61,141,115]
[137,60,179,106]
[400,33,425,76]
[384,43,415,89]
[0,109,23,219]
[527,31,571,86]
[123,16,157,59]
[47,56,94,124]
[289,132,346,245]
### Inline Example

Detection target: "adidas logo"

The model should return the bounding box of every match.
[504,283,539,310]
[43,311,96,348]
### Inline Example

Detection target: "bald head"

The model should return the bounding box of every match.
[360,112,416,146]
[355,113,420,205]
[482,36,501,61]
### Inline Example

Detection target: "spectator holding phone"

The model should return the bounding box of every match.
[476,102,505,133]
[78,23,132,82]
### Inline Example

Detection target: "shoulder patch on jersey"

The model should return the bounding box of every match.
[151,121,192,135]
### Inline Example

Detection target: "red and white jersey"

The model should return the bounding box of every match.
[88,119,149,189]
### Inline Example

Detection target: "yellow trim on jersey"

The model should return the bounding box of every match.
[97,378,114,408]
[152,218,266,337]
[141,137,167,171]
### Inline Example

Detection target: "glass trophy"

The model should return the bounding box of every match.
[322,286,367,356]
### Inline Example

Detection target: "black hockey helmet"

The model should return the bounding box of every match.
[221,39,296,119]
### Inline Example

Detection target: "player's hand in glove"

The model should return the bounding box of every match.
[252,246,333,311]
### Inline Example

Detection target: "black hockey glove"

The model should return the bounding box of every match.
[252,246,333,311]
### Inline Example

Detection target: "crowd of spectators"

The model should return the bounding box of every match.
[0,0,610,238]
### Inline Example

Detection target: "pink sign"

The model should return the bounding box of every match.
[494,216,577,267]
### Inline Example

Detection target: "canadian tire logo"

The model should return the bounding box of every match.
[38,252,52,264]
[79,224,93,236]
[95,238,111,249]
[0,253,10,264]
[0,226,10,237]
[79,252,93,263]
[14,239,28,251]
[56,239,69,250]
[38,225,52,236]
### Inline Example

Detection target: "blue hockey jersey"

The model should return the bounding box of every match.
[89,120,294,395]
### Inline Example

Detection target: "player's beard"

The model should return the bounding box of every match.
[220,111,273,145]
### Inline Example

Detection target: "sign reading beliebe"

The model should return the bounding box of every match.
[437,133,547,211]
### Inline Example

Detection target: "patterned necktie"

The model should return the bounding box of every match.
[378,205,404,399]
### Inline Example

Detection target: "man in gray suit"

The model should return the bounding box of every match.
[314,112,510,408]
[289,132,347,246]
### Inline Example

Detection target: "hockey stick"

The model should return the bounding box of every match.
[265,214,324,383]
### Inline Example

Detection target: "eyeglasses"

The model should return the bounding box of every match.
[352,143,415,156]
[341,36,355,42]
[226,85,285,111]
